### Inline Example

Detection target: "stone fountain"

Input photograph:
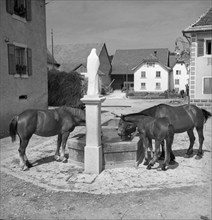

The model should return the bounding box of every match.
[67,49,142,174]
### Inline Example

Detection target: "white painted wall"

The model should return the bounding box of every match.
[172,63,189,92]
[134,63,169,92]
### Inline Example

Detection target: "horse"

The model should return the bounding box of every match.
[9,106,86,170]
[117,104,211,160]
[118,115,174,170]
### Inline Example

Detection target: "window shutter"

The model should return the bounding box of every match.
[26,0,32,21]
[27,48,32,76]
[6,0,14,14]
[7,44,16,75]
[197,39,204,57]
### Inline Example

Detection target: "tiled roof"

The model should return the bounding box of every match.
[47,49,60,67]
[183,7,212,32]
[50,43,105,72]
[169,53,178,69]
[111,48,169,75]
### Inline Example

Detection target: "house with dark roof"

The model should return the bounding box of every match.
[183,7,212,110]
[51,43,112,87]
[169,53,189,93]
[111,48,170,91]
[47,49,60,70]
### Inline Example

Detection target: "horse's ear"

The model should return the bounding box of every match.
[111,112,121,118]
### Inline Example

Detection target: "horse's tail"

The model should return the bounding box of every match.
[201,108,212,123]
[9,116,18,142]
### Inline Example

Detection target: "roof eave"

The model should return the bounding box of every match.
[183,25,212,33]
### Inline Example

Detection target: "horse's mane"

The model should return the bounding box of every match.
[60,106,85,119]
[123,104,165,119]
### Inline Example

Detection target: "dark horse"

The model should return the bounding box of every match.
[9,106,86,170]
[117,104,211,160]
[118,115,174,171]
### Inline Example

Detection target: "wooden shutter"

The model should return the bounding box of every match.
[197,39,204,57]
[27,48,32,76]
[6,0,14,14]
[7,44,16,75]
[26,0,32,21]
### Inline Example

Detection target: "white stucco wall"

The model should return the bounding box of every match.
[172,63,189,92]
[134,63,169,92]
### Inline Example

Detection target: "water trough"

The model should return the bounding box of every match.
[67,118,143,169]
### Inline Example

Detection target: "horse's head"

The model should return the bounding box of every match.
[117,115,137,141]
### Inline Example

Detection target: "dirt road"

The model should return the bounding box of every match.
[0,96,211,219]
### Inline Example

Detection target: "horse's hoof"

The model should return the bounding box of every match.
[184,153,193,158]
[195,154,202,160]
[143,160,149,166]
[55,156,61,162]
[62,158,68,163]
[26,160,33,168]
[21,165,29,171]
[169,160,175,165]
[146,165,152,170]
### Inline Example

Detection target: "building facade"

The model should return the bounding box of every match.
[172,61,189,93]
[183,7,212,110]
[133,56,170,92]
[0,0,48,138]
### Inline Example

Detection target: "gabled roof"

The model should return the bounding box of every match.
[47,49,60,67]
[169,53,178,69]
[50,43,105,72]
[183,7,212,33]
[111,48,169,75]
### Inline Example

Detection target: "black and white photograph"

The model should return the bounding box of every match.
[0,0,212,219]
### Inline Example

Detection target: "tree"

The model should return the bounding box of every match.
[175,36,191,104]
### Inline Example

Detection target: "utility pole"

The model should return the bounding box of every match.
[51,28,55,69]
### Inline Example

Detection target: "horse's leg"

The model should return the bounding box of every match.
[60,132,70,163]
[55,134,62,161]
[160,137,172,171]
[19,138,31,170]
[143,137,149,166]
[147,141,160,170]
[185,128,195,157]
[195,127,204,159]
[159,140,175,163]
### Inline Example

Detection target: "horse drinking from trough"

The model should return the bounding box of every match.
[118,104,211,160]
[118,115,174,171]
[9,106,86,170]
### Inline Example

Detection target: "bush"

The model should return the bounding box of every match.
[48,69,86,107]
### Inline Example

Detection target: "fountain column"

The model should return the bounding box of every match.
[81,48,105,174]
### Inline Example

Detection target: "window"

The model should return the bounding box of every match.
[6,0,31,21]
[175,79,179,85]
[206,40,212,55]
[156,83,161,89]
[156,71,161,78]
[176,70,181,75]
[203,77,212,94]
[197,39,204,57]
[147,62,155,67]
[141,83,146,89]
[141,71,146,78]
[8,44,32,76]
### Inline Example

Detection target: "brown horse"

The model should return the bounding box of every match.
[9,106,86,170]
[117,104,211,160]
[118,115,174,171]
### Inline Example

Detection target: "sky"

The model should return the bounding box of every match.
[46,0,211,55]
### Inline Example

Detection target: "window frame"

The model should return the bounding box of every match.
[176,70,181,75]
[202,77,212,94]
[205,39,212,56]
[155,82,161,90]
[156,71,161,78]
[6,0,32,21]
[175,79,180,85]
[8,42,32,78]
[141,71,146,78]
[141,82,146,90]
